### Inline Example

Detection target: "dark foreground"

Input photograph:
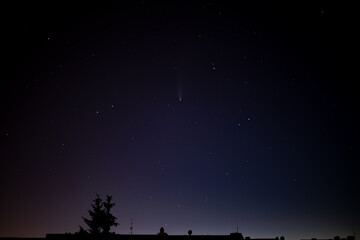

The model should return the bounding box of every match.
[0,233,273,240]
[46,233,261,240]
[0,234,354,240]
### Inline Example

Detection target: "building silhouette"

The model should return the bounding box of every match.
[43,228,283,240]
[301,236,355,240]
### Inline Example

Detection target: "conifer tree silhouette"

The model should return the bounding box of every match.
[81,194,118,235]
[102,195,118,234]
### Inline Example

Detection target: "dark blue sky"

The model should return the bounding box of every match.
[1,1,358,239]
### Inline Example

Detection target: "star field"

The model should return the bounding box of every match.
[0,2,358,240]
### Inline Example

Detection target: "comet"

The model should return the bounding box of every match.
[177,80,182,102]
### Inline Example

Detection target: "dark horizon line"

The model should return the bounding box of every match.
[0,233,355,240]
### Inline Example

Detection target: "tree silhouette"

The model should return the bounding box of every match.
[80,194,119,235]
[102,195,118,234]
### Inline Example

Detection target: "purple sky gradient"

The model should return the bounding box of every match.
[1,2,358,239]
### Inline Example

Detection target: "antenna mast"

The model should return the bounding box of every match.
[353,222,356,240]
[130,218,133,235]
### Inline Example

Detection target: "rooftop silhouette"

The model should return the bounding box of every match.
[43,228,283,240]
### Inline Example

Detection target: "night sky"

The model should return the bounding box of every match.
[1,2,358,239]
